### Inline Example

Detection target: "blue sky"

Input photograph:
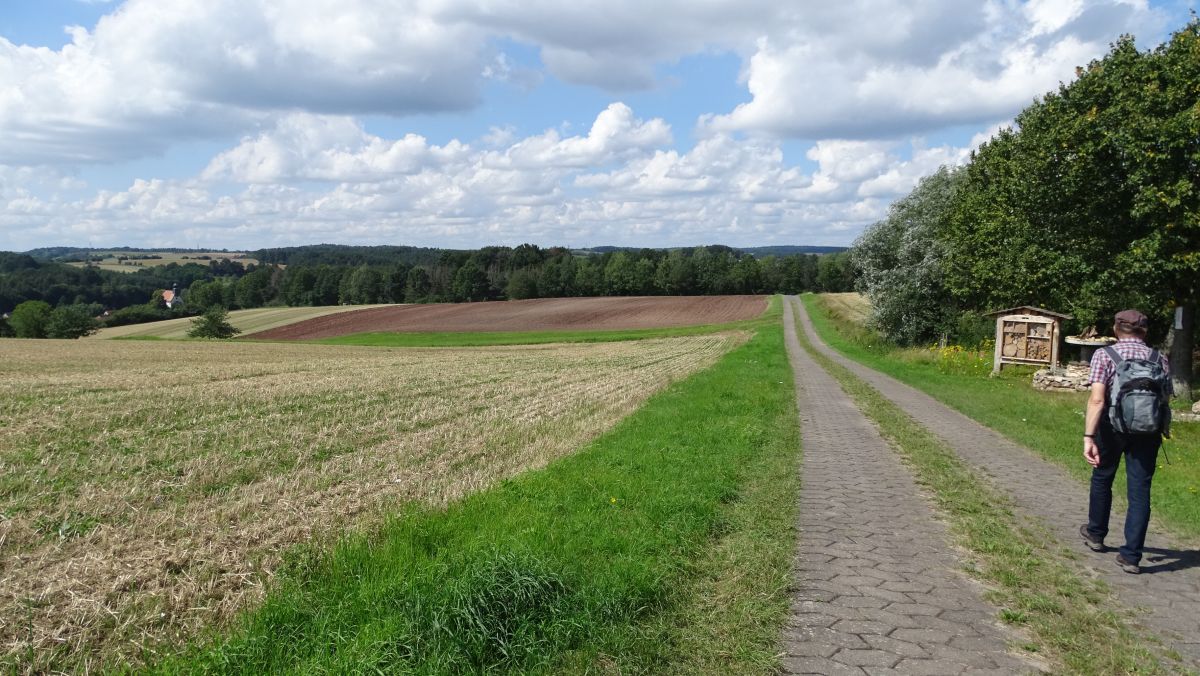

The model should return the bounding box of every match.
[0,0,1194,251]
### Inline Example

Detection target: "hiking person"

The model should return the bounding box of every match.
[1081,309,1172,574]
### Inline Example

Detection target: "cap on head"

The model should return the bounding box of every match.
[1114,309,1149,333]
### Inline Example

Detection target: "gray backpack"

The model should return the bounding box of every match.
[1104,346,1172,437]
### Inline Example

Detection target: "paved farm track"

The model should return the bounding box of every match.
[788,296,1200,672]
[246,295,767,340]
[781,299,1029,674]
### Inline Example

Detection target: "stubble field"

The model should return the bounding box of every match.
[818,292,870,326]
[0,334,740,671]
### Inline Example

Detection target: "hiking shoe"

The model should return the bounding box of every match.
[1079,524,1104,552]
[1116,554,1140,574]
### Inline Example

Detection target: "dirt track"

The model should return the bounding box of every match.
[246,296,767,340]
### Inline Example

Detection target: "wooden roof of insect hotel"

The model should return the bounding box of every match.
[984,306,1072,320]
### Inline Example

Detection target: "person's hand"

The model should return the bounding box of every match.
[1084,436,1101,467]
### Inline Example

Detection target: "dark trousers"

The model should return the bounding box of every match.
[1086,416,1162,563]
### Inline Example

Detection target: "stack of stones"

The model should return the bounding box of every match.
[1032,362,1091,392]
[1182,400,1200,423]
[1031,370,1200,424]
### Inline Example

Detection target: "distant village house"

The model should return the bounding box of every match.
[159,284,182,309]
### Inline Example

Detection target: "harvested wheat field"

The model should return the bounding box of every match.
[820,292,871,326]
[246,295,767,340]
[0,334,741,672]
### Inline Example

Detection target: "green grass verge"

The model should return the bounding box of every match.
[802,294,1200,540]
[152,311,799,673]
[790,298,1169,674]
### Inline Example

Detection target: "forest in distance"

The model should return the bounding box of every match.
[0,244,855,337]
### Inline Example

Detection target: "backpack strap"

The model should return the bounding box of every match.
[1103,345,1123,365]
[1148,349,1162,364]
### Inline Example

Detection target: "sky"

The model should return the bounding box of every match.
[0,0,1195,251]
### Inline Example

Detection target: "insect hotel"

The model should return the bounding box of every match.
[986,306,1071,374]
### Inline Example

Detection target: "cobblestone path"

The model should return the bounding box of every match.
[792,296,1200,669]
[781,298,1031,674]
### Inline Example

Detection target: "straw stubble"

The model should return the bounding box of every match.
[0,334,740,671]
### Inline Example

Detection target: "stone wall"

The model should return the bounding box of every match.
[1031,363,1090,393]
[1032,366,1200,425]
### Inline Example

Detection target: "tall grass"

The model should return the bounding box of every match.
[154,318,799,673]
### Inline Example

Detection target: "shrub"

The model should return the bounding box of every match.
[187,306,240,339]
[106,303,172,327]
[46,304,100,339]
[9,300,52,338]
[953,312,995,350]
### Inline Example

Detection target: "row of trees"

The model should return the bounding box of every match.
[853,20,1198,394]
[180,246,855,311]
[0,252,248,315]
[1,245,856,338]
[1,301,102,339]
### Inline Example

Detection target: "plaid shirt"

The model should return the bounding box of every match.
[1087,337,1171,389]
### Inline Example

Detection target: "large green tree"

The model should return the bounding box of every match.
[854,167,965,345]
[404,267,432,302]
[942,21,1198,394]
[9,300,52,338]
[451,260,489,302]
[235,266,276,308]
[46,304,100,339]
[188,306,241,339]
[339,265,385,305]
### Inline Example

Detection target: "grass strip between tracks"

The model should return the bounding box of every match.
[152,305,799,673]
[791,297,1171,674]
[801,294,1200,540]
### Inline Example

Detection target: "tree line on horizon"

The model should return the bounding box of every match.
[0,245,856,338]
[165,245,858,312]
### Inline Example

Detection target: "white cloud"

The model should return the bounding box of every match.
[0,0,1170,166]
[202,114,470,183]
[495,103,671,168]
[0,0,486,165]
[1,104,997,251]
[451,0,784,89]
[710,0,1165,138]
[201,102,667,186]
[857,143,972,198]
[1025,0,1086,36]
[0,0,1181,250]
[807,141,896,184]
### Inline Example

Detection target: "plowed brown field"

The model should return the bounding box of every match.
[247,295,767,340]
